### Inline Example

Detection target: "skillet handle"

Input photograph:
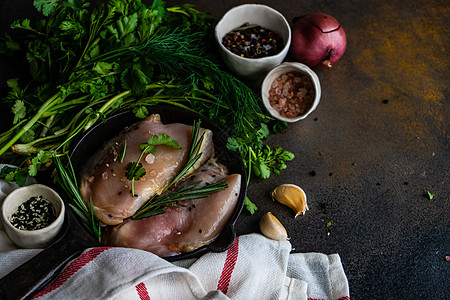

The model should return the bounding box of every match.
[0,213,98,300]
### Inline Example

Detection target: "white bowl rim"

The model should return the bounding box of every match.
[261,62,322,122]
[1,183,65,235]
[214,3,292,62]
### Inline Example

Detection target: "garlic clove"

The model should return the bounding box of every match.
[259,212,288,241]
[271,184,308,218]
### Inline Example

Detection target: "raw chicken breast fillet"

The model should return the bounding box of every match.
[103,159,241,257]
[79,114,214,225]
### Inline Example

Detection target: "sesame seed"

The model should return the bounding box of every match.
[10,196,56,231]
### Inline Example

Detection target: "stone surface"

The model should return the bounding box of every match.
[0,0,448,298]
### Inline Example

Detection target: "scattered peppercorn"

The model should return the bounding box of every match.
[222,23,284,58]
[10,196,57,231]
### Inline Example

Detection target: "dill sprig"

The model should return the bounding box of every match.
[86,29,262,136]
[54,153,102,242]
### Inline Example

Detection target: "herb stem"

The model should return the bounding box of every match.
[0,93,61,156]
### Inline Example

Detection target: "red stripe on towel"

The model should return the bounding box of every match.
[217,236,240,294]
[32,247,111,298]
[136,282,150,300]
[308,297,350,300]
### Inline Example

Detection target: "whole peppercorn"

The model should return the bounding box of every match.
[222,23,284,59]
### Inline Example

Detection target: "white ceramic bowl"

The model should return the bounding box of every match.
[214,4,291,79]
[1,184,65,248]
[261,62,321,122]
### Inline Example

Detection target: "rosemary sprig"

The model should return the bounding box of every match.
[132,180,228,220]
[134,119,214,219]
[163,119,204,193]
[54,154,102,242]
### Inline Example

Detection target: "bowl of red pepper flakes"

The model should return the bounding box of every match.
[1,184,65,248]
[214,4,291,79]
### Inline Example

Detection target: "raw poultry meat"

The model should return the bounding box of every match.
[103,159,241,257]
[79,114,214,225]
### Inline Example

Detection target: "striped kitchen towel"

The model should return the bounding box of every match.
[29,233,349,300]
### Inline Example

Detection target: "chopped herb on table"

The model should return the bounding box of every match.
[0,0,294,215]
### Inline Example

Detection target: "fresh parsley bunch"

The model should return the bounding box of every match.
[0,0,294,214]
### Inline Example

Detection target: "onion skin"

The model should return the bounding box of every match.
[291,13,347,68]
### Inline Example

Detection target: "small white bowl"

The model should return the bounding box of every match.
[261,62,321,122]
[214,4,291,79]
[1,184,65,248]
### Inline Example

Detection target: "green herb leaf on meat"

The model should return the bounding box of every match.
[140,134,181,154]
[125,162,146,181]
[126,133,182,196]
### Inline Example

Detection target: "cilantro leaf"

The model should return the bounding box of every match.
[121,63,151,96]
[0,166,17,180]
[273,121,288,133]
[226,137,241,152]
[20,128,35,143]
[139,133,181,155]
[133,106,148,119]
[28,150,52,176]
[257,123,269,140]
[252,146,294,179]
[253,157,271,179]
[12,100,26,124]
[11,19,33,31]
[92,62,113,75]
[244,197,258,214]
[125,162,146,181]
[0,166,28,186]
[2,34,21,52]
[7,78,20,92]
[33,0,59,17]
[145,134,181,150]
[125,161,146,196]
[14,169,28,186]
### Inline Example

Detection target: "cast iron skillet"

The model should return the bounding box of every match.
[0,105,247,300]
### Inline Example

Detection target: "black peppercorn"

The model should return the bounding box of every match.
[10,196,57,231]
[222,23,284,59]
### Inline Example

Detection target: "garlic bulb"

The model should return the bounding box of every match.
[271,184,308,218]
[260,212,288,241]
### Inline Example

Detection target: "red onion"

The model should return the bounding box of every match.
[290,13,347,68]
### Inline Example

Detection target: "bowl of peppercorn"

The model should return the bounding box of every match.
[1,184,65,248]
[214,4,291,79]
[261,62,321,122]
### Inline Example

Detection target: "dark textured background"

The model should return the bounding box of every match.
[0,1,449,299]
